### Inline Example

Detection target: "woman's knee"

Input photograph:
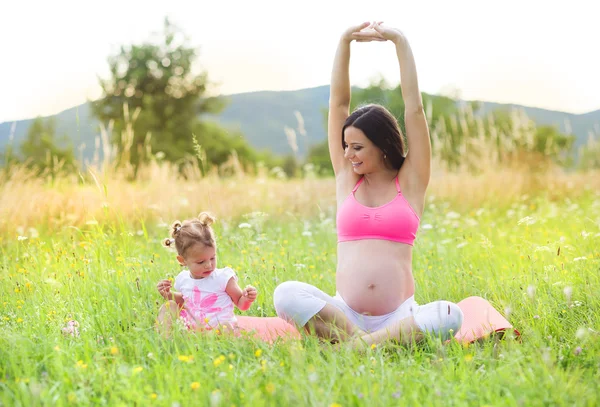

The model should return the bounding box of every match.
[413,300,464,340]
[273,281,297,315]
[273,281,328,327]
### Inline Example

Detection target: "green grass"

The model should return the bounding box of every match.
[1,192,599,406]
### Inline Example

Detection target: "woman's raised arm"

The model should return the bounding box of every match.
[372,24,431,190]
[328,23,385,176]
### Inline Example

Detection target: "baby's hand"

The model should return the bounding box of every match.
[242,285,258,302]
[156,279,172,300]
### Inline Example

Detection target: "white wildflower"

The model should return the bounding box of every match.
[517,216,536,226]
[563,286,573,303]
[575,328,588,339]
[422,224,433,230]
[446,211,460,219]
[238,223,252,229]
[527,285,536,299]
[17,236,28,241]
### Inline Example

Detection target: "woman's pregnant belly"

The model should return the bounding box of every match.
[336,240,415,316]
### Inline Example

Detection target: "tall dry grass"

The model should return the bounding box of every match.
[1,158,599,237]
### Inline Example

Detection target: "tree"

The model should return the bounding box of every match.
[19,117,77,175]
[92,18,226,170]
[306,140,333,176]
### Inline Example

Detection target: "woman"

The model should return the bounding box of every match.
[274,22,463,348]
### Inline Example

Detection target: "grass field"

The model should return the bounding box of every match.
[1,172,599,406]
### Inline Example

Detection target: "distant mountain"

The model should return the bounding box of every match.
[1,85,598,164]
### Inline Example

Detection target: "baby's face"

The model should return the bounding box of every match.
[179,244,217,279]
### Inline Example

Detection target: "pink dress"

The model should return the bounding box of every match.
[174,267,238,330]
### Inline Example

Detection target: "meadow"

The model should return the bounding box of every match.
[1,165,599,406]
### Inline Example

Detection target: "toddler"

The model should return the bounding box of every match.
[156,212,257,334]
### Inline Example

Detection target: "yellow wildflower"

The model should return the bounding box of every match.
[265,383,276,394]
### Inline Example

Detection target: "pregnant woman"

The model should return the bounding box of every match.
[274,22,463,348]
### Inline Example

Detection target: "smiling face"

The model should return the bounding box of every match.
[343,126,386,174]
[177,243,217,279]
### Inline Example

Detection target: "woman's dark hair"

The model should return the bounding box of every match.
[342,104,406,170]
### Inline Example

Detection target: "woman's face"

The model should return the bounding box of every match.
[343,126,385,174]
[178,243,217,279]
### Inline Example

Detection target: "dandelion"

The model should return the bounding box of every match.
[133,366,143,374]
[254,349,262,357]
[330,403,342,407]
[178,355,194,363]
[213,355,226,367]
[110,347,119,355]
[464,354,473,362]
[150,393,157,399]
[265,383,276,394]
[190,382,200,390]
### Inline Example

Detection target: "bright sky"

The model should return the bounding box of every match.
[1,0,599,123]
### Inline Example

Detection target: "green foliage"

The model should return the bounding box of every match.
[346,78,576,171]
[281,154,300,178]
[577,134,600,169]
[16,117,77,175]
[192,121,260,176]
[1,193,599,405]
[306,140,333,176]
[0,143,19,168]
[91,18,230,170]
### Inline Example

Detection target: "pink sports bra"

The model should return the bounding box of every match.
[336,176,420,245]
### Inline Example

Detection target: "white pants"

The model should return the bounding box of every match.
[273,281,463,340]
